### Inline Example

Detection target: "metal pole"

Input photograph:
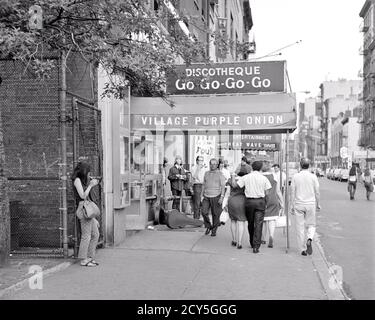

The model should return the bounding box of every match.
[285,130,290,252]
[72,98,78,258]
[60,48,69,258]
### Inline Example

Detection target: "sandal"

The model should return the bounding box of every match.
[81,261,97,267]
[90,260,99,266]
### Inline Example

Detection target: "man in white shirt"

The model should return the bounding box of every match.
[290,158,321,256]
[190,156,207,219]
[232,160,272,253]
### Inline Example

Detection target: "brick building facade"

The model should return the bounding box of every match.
[0,55,102,253]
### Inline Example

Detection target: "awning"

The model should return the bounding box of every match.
[130,93,296,133]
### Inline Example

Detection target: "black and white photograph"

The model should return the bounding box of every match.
[0,0,374,305]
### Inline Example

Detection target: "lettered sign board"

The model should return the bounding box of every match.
[166,61,286,95]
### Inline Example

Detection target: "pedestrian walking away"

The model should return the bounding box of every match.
[348,165,358,200]
[272,164,286,194]
[168,155,188,211]
[363,167,374,200]
[72,162,100,267]
[191,156,207,219]
[232,160,272,253]
[235,156,252,175]
[290,158,321,256]
[226,169,247,249]
[201,158,226,237]
[261,161,284,248]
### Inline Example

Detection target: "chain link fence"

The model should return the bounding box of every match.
[0,58,103,257]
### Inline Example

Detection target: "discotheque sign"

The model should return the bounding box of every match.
[166,61,286,95]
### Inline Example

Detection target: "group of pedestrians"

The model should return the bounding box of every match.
[71,155,321,267]
[164,155,320,256]
[347,165,374,201]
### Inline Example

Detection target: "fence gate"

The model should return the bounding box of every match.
[69,97,103,258]
[0,59,65,257]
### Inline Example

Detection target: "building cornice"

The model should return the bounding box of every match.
[360,0,374,18]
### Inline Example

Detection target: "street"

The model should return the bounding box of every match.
[316,177,375,299]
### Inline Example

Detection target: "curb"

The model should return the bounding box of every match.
[311,234,350,300]
[0,261,74,299]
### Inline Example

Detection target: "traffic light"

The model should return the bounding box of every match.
[28,5,43,30]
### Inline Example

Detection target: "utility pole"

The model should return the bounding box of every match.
[60,43,68,258]
[0,107,10,266]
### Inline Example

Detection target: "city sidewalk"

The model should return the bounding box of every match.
[0,217,346,300]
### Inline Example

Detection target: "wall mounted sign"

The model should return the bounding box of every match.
[131,113,294,131]
[166,61,286,95]
[219,133,281,151]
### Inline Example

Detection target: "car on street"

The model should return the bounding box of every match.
[339,168,349,182]
[327,168,333,179]
[333,168,342,180]
[316,168,325,177]
[287,168,298,184]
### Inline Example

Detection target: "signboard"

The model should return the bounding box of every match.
[131,113,295,131]
[219,133,281,151]
[192,136,216,168]
[314,155,329,162]
[216,18,227,59]
[166,61,286,95]
[340,147,348,159]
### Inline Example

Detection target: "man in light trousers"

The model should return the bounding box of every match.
[290,158,321,256]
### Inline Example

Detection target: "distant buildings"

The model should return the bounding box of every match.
[298,79,363,169]
[359,0,375,168]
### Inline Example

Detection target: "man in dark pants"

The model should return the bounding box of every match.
[201,158,226,237]
[233,161,271,253]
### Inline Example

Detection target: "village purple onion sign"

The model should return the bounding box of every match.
[166,61,286,95]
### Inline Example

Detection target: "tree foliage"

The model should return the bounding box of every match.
[0,0,228,97]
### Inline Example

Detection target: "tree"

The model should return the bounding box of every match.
[0,0,215,97]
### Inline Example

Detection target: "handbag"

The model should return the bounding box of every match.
[275,210,291,228]
[220,207,230,224]
[82,199,100,219]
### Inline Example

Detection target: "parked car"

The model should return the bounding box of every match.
[339,169,349,182]
[327,168,334,179]
[316,168,325,177]
[333,168,342,180]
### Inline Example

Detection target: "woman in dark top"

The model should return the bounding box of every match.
[348,166,357,200]
[226,170,247,249]
[363,168,374,200]
[72,162,100,267]
[168,155,188,211]
[261,162,284,248]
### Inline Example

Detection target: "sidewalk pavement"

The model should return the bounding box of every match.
[0,218,346,300]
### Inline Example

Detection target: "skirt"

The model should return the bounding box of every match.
[228,193,247,222]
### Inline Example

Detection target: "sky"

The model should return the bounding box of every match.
[250,0,363,104]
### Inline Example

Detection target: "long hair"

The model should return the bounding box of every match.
[349,166,356,176]
[71,162,91,186]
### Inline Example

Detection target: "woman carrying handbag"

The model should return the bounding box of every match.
[363,168,374,200]
[72,162,100,267]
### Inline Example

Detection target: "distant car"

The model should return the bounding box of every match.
[333,168,342,180]
[287,168,298,184]
[327,168,334,179]
[339,169,349,182]
[316,168,324,177]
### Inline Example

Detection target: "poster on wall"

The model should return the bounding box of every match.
[192,136,216,169]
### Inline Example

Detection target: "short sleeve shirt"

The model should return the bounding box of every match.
[237,171,272,198]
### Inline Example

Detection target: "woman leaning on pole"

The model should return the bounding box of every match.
[72,162,100,267]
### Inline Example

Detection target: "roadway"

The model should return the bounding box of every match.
[316,177,375,299]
